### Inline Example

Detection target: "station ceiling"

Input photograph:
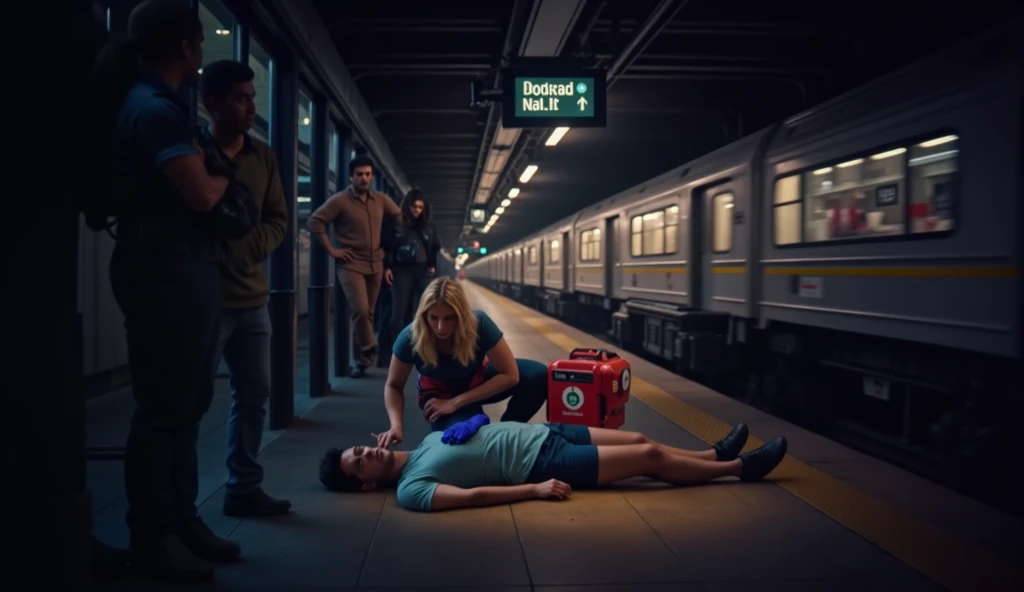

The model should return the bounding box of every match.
[314,0,1017,255]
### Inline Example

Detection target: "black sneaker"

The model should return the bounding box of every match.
[129,533,214,584]
[738,436,788,482]
[176,517,241,563]
[712,423,749,461]
[224,488,292,517]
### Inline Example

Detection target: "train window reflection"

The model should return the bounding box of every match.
[908,135,957,234]
[802,145,906,242]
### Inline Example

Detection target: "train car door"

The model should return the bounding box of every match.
[697,181,736,309]
[603,215,617,299]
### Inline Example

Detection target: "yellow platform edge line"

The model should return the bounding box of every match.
[470,282,1023,592]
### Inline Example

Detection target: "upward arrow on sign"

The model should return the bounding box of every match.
[577,96,588,111]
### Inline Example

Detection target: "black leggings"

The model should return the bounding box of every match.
[389,265,431,338]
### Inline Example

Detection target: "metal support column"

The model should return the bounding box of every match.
[333,127,353,377]
[308,92,329,397]
[268,55,298,430]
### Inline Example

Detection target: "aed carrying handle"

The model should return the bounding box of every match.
[569,348,619,361]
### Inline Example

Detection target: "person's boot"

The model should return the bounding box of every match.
[711,423,749,461]
[176,516,241,563]
[129,533,214,584]
[738,436,788,481]
[223,488,292,517]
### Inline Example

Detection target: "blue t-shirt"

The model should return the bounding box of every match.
[115,72,198,173]
[393,309,504,400]
[396,422,551,512]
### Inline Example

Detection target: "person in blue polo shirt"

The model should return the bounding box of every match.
[94,0,247,583]
[373,277,549,449]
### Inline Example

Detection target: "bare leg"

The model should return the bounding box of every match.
[587,427,717,461]
[596,443,741,485]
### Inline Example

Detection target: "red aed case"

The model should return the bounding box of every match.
[547,348,631,429]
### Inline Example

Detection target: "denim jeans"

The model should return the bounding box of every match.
[215,305,273,494]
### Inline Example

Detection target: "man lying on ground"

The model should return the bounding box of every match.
[318,415,787,512]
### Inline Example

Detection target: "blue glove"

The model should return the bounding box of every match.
[442,413,490,445]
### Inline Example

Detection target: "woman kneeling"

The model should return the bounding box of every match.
[374,277,548,449]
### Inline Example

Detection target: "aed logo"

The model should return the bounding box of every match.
[562,386,585,411]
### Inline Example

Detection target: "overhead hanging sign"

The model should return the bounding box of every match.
[500,65,607,129]
[470,208,487,224]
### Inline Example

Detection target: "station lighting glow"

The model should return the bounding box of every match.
[545,127,570,146]
[519,165,538,183]
[508,187,520,198]
[496,207,505,214]
[920,135,957,147]
[501,199,511,207]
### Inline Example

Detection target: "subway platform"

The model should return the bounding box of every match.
[88,282,1024,591]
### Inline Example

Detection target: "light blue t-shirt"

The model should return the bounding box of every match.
[396,422,551,512]
[393,309,504,400]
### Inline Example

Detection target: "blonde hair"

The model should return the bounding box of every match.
[410,277,478,368]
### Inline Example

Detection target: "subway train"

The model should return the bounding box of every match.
[465,20,1022,498]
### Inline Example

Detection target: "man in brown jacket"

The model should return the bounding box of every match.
[309,156,401,377]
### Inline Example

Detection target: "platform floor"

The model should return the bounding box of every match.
[88,282,1024,591]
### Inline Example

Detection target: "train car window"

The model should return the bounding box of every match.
[580,228,601,261]
[802,146,908,242]
[630,216,643,256]
[665,205,680,253]
[528,246,538,265]
[773,175,802,245]
[550,239,561,263]
[712,193,734,253]
[908,135,957,234]
[630,205,679,257]
[642,211,665,254]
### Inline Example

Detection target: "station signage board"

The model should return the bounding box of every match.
[501,65,606,129]
[470,208,487,224]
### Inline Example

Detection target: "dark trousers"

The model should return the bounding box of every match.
[109,247,222,542]
[389,265,431,338]
[424,358,550,432]
[215,305,272,494]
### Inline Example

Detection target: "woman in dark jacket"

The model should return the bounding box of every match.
[384,188,443,341]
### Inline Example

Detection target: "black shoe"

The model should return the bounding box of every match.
[712,422,749,461]
[738,436,788,482]
[350,366,366,378]
[129,533,214,584]
[176,517,241,564]
[224,488,292,517]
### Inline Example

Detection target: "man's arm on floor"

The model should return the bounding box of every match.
[430,484,538,511]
